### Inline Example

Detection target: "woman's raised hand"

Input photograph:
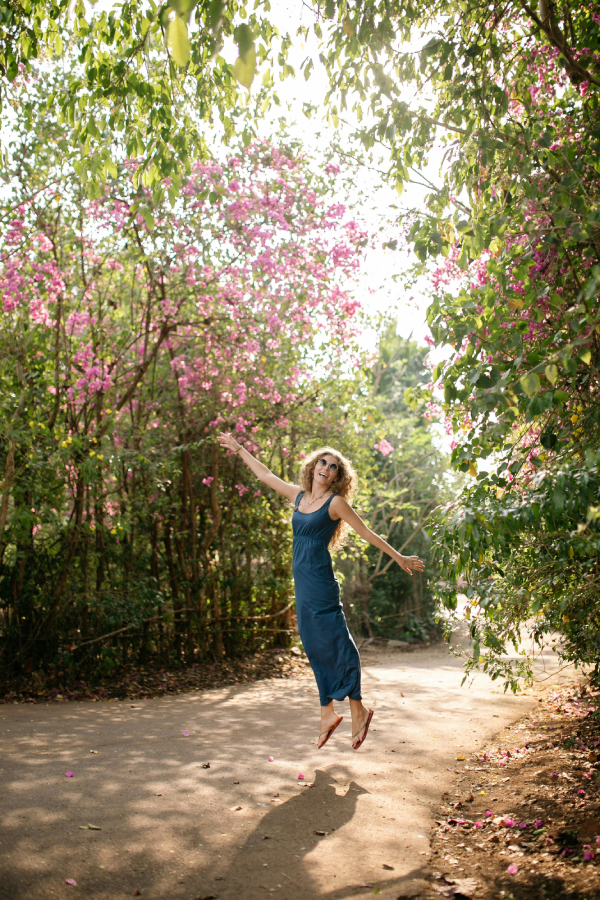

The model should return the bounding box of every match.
[398,554,425,576]
[218,431,241,453]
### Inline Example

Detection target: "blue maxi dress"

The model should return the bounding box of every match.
[292,491,362,707]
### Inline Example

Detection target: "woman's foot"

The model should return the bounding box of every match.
[350,701,373,750]
[318,716,343,749]
[318,703,342,749]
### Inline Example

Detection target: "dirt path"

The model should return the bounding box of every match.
[0,642,572,900]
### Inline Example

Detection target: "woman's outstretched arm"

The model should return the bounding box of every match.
[217,432,300,502]
[330,495,425,576]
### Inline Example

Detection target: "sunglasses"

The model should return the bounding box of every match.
[317,458,338,472]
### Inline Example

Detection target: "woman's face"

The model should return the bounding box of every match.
[313,454,340,490]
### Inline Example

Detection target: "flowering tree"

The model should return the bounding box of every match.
[407,6,600,685]
[0,73,370,673]
[309,0,600,684]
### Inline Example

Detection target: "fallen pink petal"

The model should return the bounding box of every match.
[507,864,519,875]
[268,756,274,762]
[183,732,189,737]
[518,822,527,829]
[485,810,493,818]
[65,771,74,778]
[475,821,482,828]
[298,773,305,780]
[584,850,595,861]
[65,879,77,886]
[535,819,543,828]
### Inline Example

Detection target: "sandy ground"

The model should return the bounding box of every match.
[0,640,574,900]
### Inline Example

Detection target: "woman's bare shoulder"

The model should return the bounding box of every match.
[329,494,352,520]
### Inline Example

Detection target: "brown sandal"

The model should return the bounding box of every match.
[317,715,343,749]
[352,709,374,750]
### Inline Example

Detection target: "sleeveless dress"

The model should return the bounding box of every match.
[292,491,362,706]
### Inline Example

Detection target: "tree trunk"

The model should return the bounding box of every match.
[0,438,15,570]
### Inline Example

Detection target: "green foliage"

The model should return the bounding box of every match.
[312,0,600,683]
[1,0,288,197]
[0,70,374,676]
[341,328,447,641]
[429,453,600,689]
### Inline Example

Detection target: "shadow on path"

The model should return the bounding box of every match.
[212,768,428,899]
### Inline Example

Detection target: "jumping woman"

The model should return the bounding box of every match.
[217,434,425,750]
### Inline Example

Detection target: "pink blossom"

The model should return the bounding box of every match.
[374,439,394,456]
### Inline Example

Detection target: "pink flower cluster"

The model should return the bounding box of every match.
[374,439,394,456]
[0,140,369,535]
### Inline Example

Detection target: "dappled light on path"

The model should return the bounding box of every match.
[0,641,573,900]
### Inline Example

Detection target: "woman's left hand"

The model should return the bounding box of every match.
[398,554,425,575]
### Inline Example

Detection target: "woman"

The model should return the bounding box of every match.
[217,433,425,750]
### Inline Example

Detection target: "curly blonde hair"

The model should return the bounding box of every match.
[298,447,358,552]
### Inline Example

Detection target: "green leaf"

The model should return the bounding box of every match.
[233,44,256,89]
[234,23,254,61]
[141,209,155,231]
[565,357,578,375]
[545,364,558,385]
[208,0,226,31]
[579,349,592,365]
[540,432,557,450]
[167,16,190,67]
[169,0,198,21]
[553,487,565,512]
[520,373,540,398]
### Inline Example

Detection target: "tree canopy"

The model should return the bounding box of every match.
[1,0,289,197]
[0,66,375,673]
[4,0,600,685]
[312,0,600,685]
